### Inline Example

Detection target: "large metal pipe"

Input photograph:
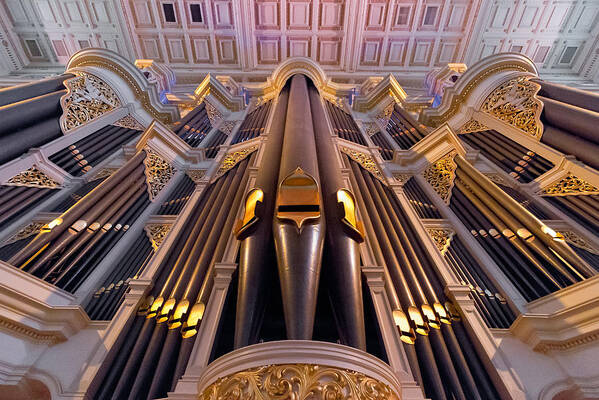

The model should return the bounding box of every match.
[0,90,65,137]
[0,73,73,107]
[534,78,599,113]
[0,117,63,164]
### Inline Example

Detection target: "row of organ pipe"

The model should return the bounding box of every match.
[544,194,599,237]
[370,130,394,160]
[232,100,272,144]
[0,185,58,226]
[203,130,228,158]
[386,104,429,149]
[171,103,213,147]
[156,174,195,215]
[403,177,443,219]
[325,100,367,145]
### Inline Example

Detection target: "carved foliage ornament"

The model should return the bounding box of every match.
[541,174,599,196]
[60,72,121,133]
[199,364,399,400]
[145,224,172,250]
[560,231,599,255]
[480,77,543,139]
[92,167,119,181]
[113,114,145,131]
[427,228,455,255]
[215,146,258,179]
[205,100,223,128]
[340,147,386,184]
[143,150,175,201]
[392,173,412,185]
[376,102,395,128]
[186,169,206,184]
[3,222,46,245]
[423,151,457,204]
[6,167,60,188]
[459,119,489,134]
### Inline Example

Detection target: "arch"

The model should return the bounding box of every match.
[269,57,329,93]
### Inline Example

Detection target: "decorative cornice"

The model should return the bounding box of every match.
[536,332,599,353]
[423,151,457,204]
[6,167,61,189]
[0,316,65,345]
[194,74,244,112]
[340,146,386,184]
[353,74,408,113]
[143,149,175,201]
[540,174,599,196]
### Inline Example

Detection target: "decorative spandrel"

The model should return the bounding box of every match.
[392,173,412,185]
[6,167,60,189]
[143,150,175,201]
[205,101,223,128]
[215,146,258,179]
[340,147,386,184]
[423,151,457,204]
[3,222,46,245]
[459,119,489,134]
[560,231,599,255]
[480,77,543,139]
[541,174,599,196]
[186,169,206,184]
[376,102,394,128]
[113,114,145,131]
[60,72,121,133]
[199,364,399,400]
[427,228,455,255]
[144,224,172,250]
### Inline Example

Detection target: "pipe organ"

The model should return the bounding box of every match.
[1,50,599,400]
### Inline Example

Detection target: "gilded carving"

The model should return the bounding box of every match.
[113,114,145,130]
[363,122,379,136]
[199,364,399,400]
[484,173,513,188]
[3,222,46,245]
[92,167,119,181]
[60,72,121,133]
[540,174,599,196]
[205,101,223,128]
[215,146,258,179]
[560,231,599,255]
[144,224,172,250]
[427,228,455,255]
[376,102,394,128]
[340,147,386,184]
[144,150,175,201]
[480,77,543,139]
[459,119,489,134]
[6,167,60,188]
[423,151,457,204]
[392,173,412,185]
[186,169,206,184]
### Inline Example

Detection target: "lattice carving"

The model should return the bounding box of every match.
[200,364,399,400]
[144,224,172,250]
[186,169,206,184]
[3,222,46,245]
[376,102,394,128]
[143,150,175,201]
[392,173,412,185]
[427,228,455,255]
[340,147,386,184]
[423,151,457,204]
[92,167,119,181]
[60,72,121,133]
[480,77,543,139]
[205,101,223,128]
[6,167,60,188]
[363,122,379,136]
[215,146,258,178]
[113,114,145,130]
[561,231,599,255]
[540,174,599,196]
[459,119,488,134]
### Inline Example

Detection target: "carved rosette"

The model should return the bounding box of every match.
[199,364,399,400]
[427,228,455,255]
[6,167,60,188]
[144,224,172,250]
[560,231,599,255]
[423,151,457,204]
[480,76,543,139]
[215,146,258,179]
[540,174,599,196]
[186,169,207,184]
[3,222,46,245]
[113,114,145,130]
[143,150,175,201]
[459,119,489,134]
[60,72,121,133]
[340,147,386,184]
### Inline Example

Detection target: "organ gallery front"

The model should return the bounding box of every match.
[1,49,599,400]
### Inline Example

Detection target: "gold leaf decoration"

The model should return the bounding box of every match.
[376,102,394,128]
[480,77,543,139]
[341,147,386,184]
[113,114,145,130]
[363,122,379,136]
[199,364,399,400]
[60,72,121,133]
[3,223,46,245]
[427,228,455,255]
[560,231,599,255]
[423,151,457,204]
[541,174,599,196]
[205,100,223,128]
[186,170,206,184]
[215,146,258,179]
[459,119,488,134]
[392,173,412,185]
[144,224,172,250]
[144,150,175,201]
[6,167,60,188]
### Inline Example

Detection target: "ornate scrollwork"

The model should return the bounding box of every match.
[215,146,258,179]
[376,102,394,128]
[484,173,513,188]
[205,101,223,128]
[560,231,599,255]
[6,167,60,188]
[219,120,237,135]
[392,173,412,185]
[200,364,399,400]
[113,114,145,131]
[60,72,121,133]
[340,147,386,184]
[92,167,119,181]
[459,119,489,134]
[143,150,175,201]
[427,228,455,255]
[423,151,457,204]
[3,222,46,245]
[540,174,599,196]
[480,77,543,139]
[363,122,379,136]
[186,169,206,184]
[144,224,172,250]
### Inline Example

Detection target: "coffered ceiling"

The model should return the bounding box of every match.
[0,0,598,92]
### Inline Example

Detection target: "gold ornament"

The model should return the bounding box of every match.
[200,364,399,400]
[427,228,455,255]
[392,173,412,185]
[340,147,386,184]
[560,231,599,255]
[144,224,172,250]
[541,174,599,196]
[459,119,488,134]
[3,222,46,245]
[376,102,395,128]
[480,77,543,139]
[6,167,60,188]
[215,146,258,179]
[423,151,457,204]
[113,114,145,130]
[60,72,121,133]
[144,150,175,201]
[363,122,379,136]
[186,170,206,184]
[205,100,223,128]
